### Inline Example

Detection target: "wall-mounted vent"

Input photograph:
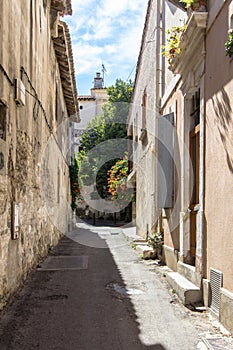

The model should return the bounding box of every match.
[210,268,223,315]
[14,78,25,106]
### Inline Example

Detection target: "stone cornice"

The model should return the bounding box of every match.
[78,96,95,101]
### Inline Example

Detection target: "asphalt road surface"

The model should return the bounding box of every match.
[0,222,225,349]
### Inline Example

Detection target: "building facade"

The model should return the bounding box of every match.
[128,0,233,333]
[70,72,108,157]
[0,0,79,305]
[204,0,233,333]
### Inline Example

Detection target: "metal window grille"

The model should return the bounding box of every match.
[210,268,223,315]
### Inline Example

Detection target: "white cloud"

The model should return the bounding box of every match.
[66,0,148,92]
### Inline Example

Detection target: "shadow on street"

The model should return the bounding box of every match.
[0,224,167,350]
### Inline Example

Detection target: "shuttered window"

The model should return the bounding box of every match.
[157,112,174,208]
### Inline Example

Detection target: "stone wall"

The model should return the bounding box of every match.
[0,0,74,305]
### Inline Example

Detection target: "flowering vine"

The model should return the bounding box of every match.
[162,25,186,65]
[107,153,134,205]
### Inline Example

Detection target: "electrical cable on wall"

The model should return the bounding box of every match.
[0,64,14,86]
[0,63,69,166]
[20,66,70,166]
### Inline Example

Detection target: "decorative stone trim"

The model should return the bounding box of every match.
[78,96,96,101]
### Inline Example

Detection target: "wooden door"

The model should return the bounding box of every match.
[190,124,200,261]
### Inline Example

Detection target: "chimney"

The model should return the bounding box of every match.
[93,72,103,89]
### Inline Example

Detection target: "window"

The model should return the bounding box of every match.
[190,90,200,127]
[57,166,60,204]
[142,89,147,130]
[0,104,7,141]
[190,90,200,205]
[134,113,138,141]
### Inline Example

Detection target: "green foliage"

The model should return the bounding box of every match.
[107,78,133,103]
[147,232,164,250]
[179,0,207,10]
[79,79,133,153]
[162,25,186,65]
[179,0,196,8]
[225,30,233,58]
[69,154,83,210]
[77,79,133,199]
[131,242,137,250]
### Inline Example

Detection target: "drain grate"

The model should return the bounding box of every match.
[38,255,88,271]
[210,268,223,315]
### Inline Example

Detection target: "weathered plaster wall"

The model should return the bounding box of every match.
[205,0,233,293]
[0,0,71,304]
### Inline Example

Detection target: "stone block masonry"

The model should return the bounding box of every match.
[0,0,77,306]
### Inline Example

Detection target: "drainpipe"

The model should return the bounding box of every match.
[155,0,162,231]
[196,26,207,277]
[197,71,205,276]
[179,94,185,260]
[156,0,162,106]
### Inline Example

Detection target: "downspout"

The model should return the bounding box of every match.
[155,0,162,232]
[197,34,207,276]
[180,93,185,260]
[156,0,162,106]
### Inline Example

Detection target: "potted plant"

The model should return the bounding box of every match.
[225,30,233,58]
[179,0,207,12]
[162,25,186,65]
[147,232,164,260]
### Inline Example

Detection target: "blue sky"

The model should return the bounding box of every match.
[65,0,148,95]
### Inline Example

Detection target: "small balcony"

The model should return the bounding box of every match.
[169,11,208,74]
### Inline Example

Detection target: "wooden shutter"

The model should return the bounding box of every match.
[157,112,174,208]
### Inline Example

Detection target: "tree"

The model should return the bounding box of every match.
[79,79,133,152]
[78,79,133,199]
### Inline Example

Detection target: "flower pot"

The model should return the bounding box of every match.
[187,1,207,16]
[191,0,207,12]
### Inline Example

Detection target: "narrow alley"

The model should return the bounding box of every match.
[0,222,230,350]
[1,0,233,348]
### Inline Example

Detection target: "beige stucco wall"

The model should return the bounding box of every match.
[205,0,233,292]
[0,0,72,303]
[78,88,108,129]
[158,2,187,268]
[128,0,158,238]
[128,0,186,238]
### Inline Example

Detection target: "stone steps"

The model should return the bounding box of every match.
[166,271,202,305]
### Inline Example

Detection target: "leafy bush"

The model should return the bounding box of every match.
[225,30,233,58]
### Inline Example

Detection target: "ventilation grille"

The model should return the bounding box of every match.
[210,268,223,315]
